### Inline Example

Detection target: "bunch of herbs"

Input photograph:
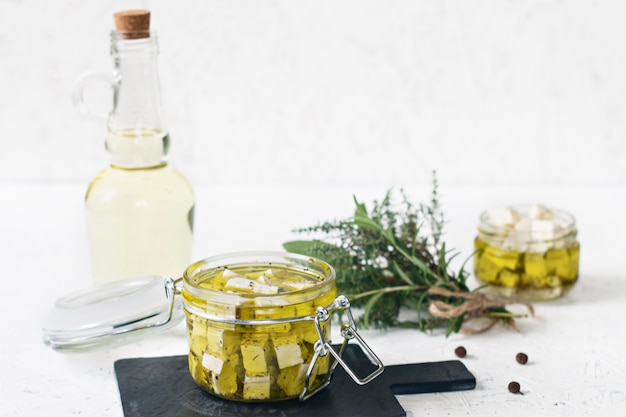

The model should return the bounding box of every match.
[283,174,531,336]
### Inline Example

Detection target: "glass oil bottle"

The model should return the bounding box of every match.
[79,10,194,283]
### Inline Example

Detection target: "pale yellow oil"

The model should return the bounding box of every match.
[183,264,336,402]
[85,129,194,283]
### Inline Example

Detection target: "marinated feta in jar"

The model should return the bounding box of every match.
[474,204,579,301]
[181,253,337,402]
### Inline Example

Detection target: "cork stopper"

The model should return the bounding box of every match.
[113,10,151,39]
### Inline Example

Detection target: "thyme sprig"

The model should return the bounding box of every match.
[283,175,533,336]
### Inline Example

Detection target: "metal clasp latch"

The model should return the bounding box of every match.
[300,295,385,401]
[116,277,179,333]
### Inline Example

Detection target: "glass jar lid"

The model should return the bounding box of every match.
[41,275,183,352]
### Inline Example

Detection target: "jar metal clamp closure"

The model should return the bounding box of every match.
[170,278,384,401]
[303,294,384,400]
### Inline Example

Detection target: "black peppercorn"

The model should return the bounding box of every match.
[454,346,467,358]
[508,381,522,394]
[516,352,528,364]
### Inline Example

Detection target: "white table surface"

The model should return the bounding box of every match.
[2,182,625,416]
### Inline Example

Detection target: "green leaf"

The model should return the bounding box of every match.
[383,226,397,244]
[445,315,465,337]
[362,291,385,328]
[392,260,415,286]
[353,214,381,231]
[352,196,386,232]
[353,195,369,218]
[353,217,380,231]
[283,240,327,255]
[415,290,430,325]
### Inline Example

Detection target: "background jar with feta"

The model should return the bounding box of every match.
[473,205,579,301]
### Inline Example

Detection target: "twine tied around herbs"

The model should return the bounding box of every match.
[427,286,535,334]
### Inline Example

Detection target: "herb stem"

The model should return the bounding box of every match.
[348,285,429,301]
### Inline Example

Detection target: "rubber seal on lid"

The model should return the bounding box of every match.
[41,275,183,352]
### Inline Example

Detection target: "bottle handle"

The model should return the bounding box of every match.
[72,70,115,120]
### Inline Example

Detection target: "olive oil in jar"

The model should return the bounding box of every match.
[473,205,579,301]
[182,257,337,402]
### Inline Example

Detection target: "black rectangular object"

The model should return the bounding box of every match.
[115,344,475,417]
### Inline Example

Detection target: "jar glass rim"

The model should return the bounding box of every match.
[182,251,336,304]
[478,204,577,243]
[479,205,575,231]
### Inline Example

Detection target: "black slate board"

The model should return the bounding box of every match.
[115,345,475,417]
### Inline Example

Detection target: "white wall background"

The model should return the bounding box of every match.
[1,0,625,188]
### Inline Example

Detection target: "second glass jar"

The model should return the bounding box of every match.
[473,205,580,302]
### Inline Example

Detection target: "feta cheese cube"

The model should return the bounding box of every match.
[257,273,270,284]
[243,374,271,400]
[528,204,554,220]
[224,277,256,292]
[529,219,556,241]
[277,364,308,397]
[486,206,520,228]
[252,282,279,295]
[222,268,240,278]
[241,344,267,374]
[275,342,304,369]
[202,352,224,374]
[225,277,279,295]
[210,358,238,396]
[281,280,316,291]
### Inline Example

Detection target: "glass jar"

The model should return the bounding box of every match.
[181,252,383,402]
[473,205,580,302]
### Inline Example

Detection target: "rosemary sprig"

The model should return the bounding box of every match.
[283,173,533,336]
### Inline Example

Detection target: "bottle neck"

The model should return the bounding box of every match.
[107,31,169,169]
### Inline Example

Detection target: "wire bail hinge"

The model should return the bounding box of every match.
[299,295,385,401]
